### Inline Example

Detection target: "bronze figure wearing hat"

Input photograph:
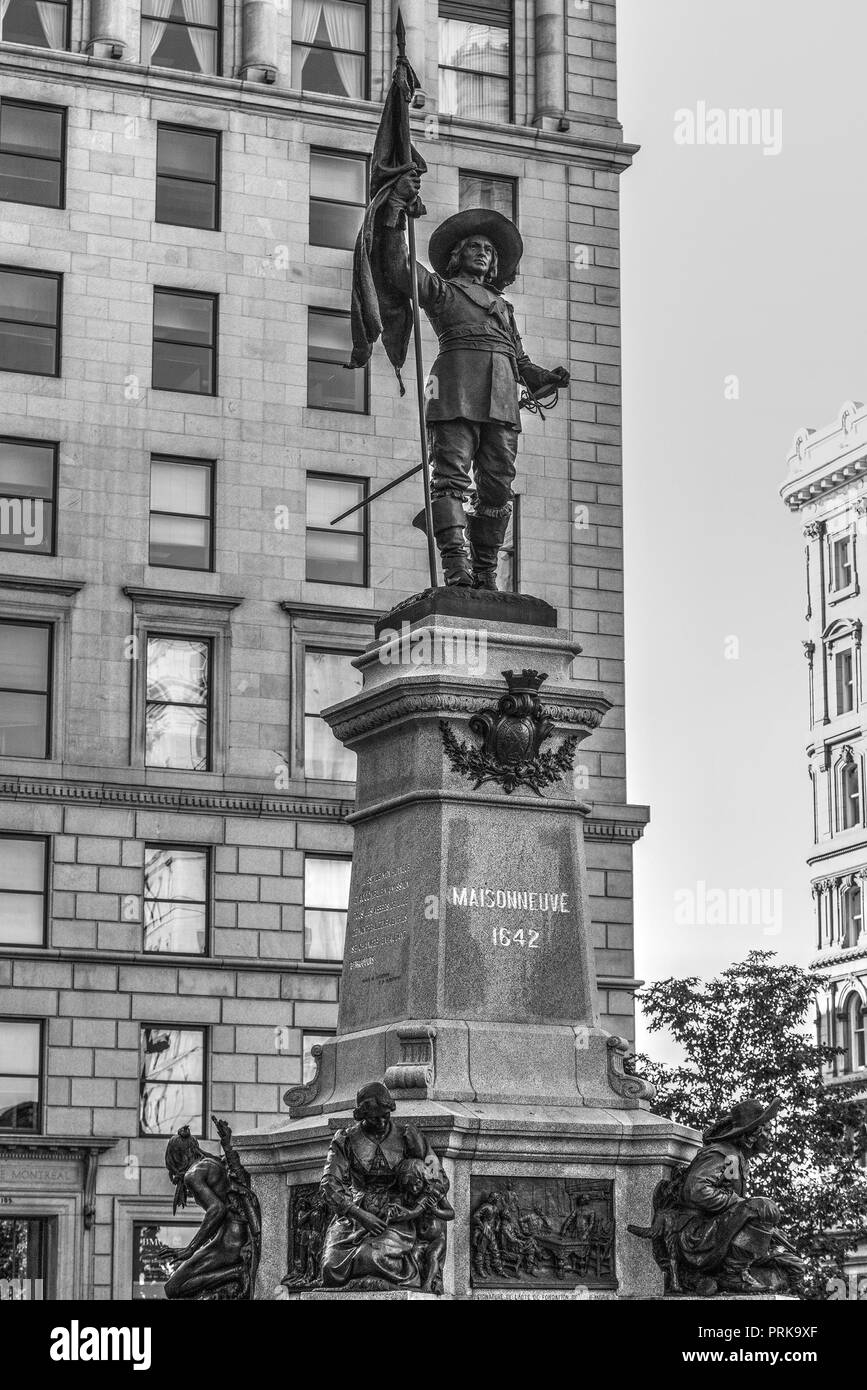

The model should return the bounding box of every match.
[316,1081,453,1292]
[627,1097,805,1296]
[381,168,569,589]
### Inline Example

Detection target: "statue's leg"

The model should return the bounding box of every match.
[468,424,518,590]
[428,420,474,586]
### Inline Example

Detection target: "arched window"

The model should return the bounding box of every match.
[840,994,867,1072]
[841,759,861,830]
[840,882,863,947]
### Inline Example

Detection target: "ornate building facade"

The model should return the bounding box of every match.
[781,400,867,1281]
[0,0,645,1298]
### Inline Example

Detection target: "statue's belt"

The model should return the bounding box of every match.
[435,327,518,364]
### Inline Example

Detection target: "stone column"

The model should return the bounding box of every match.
[86,0,130,59]
[240,0,278,82]
[392,0,427,106]
[533,0,567,128]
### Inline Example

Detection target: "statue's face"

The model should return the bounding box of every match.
[743,1125,770,1155]
[404,1168,425,1199]
[359,1101,391,1139]
[458,236,494,279]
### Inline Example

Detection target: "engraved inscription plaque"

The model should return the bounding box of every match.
[470,1176,616,1289]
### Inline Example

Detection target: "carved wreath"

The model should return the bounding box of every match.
[439,669,579,796]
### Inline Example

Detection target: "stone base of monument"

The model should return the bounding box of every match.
[234,591,699,1300]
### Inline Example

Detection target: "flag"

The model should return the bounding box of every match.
[348,45,426,394]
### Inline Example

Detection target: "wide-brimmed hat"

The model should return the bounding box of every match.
[428,208,523,287]
[703,1097,781,1144]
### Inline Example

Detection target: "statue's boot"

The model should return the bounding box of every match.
[428,496,473,587]
[467,508,510,591]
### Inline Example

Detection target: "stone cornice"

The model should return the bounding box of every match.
[0,49,634,168]
[0,945,341,975]
[280,601,382,625]
[0,1136,118,1158]
[0,574,84,597]
[0,775,352,819]
[781,400,867,510]
[810,944,867,970]
[122,586,244,610]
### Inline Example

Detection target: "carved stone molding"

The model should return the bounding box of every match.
[283,1044,324,1116]
[606,1036,654,1102]
[803,640,815,665]
[329,689,607,745]
[803,520,827,540]
[0,776,353,821]
[383,1025,436,1091]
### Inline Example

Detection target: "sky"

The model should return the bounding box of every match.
[616,0,867,1054]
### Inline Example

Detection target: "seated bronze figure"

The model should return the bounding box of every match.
[628,1098,805,1296]
[318,1081,454,1293]
[161,1116,261,1300]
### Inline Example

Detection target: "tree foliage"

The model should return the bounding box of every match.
[634,951,867,1298]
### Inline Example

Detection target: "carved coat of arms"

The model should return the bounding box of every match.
[439,669,578,796]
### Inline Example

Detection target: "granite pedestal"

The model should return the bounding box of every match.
[235,591,698,1299]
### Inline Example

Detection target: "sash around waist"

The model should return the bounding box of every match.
[436,326,518,360]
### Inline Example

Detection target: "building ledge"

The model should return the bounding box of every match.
[781,399,867,510]
[0,574,84,597]
[122,585,243,611]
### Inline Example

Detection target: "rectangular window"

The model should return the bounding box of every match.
[835,648,855,716]
[459,169,516,220]
[439,0,512,124]
[496,495,520,593]
[303,856,350,961]
[832,535,854,591]
[142,0,220,75]
[139,1025,205,1136]
[0,1019,42,1132]
[0,100,65,209]
[149,456,214,571]
[307,308,365,413]
[0,0,69,50]
[302,1028,335,1083]
[0,834,47,947]
[303,649,362,780]
[144,845,208,954]
[145,635,211,771]
[0,619,51,758]
[132,1221,196,1299]
[0,437,56,555]
[0,268,61,376]
[156,125,220,231]
[153,288,217,395]
[0,1216,52,1299]
[292,0,367,99]
[306,473,367,586]
[310,150,366,250]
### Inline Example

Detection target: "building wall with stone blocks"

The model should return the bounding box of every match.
[0,0,645,1298]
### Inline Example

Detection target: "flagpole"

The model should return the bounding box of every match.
[396,11,437,589]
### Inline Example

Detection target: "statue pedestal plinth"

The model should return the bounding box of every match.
[235,593,698,1299]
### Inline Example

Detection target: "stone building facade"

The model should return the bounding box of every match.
[0,0,645,1298]
[781,401,867,1282]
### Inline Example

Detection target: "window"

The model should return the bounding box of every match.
[153,289,216,395]
[840,995,867,1072]
[840,882,863,948]
[0,0,69,49]
[0,620,51,758]
[0,1019,41,1132]
[0,100,65,209]
[306,474,367,585]
[302,1028,335,1082]
[0,1216,52,1300]
[303,649,362,780]
[142,0,220,75]
[841,758,861,831]
[303,856,350,960]
[459,169,516,220]
[835,648,855,716]
[439,0,512,123]
[832,535,854,592]
[132,1222,196,1299]
[145,635,210,771]
[139,1026,205,1136]
[308,308,365,413]
[292,0,367,99]
[0,834,47,946]
[0,268,61,376]
[149,456,214,571]
[156,125,220,231]
[0,437,56,555]
[310,150,366,250]
[496,495,520,592]
[144,845,208,954]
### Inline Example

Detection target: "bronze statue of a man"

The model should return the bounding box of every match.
[383,170,569,589]
[628,1098,805,1296]
[161,1117,261,1300]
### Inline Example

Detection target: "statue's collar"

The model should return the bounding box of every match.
[448,276,511,315]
